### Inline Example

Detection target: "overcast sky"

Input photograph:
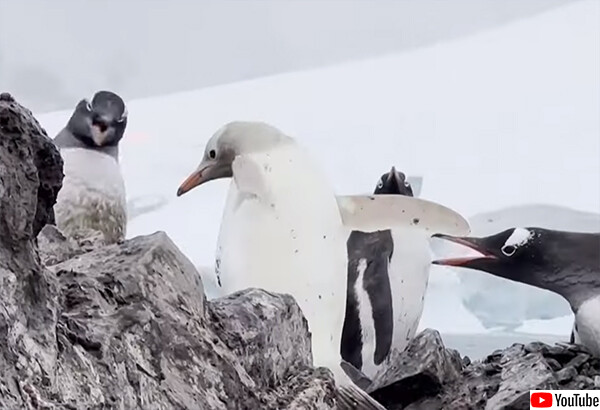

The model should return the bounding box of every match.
[0,0,578,112]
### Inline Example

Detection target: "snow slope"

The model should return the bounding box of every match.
[36,0,599,334]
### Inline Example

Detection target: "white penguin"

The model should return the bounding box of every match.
[176,121,469,409]
[53,91,128,244]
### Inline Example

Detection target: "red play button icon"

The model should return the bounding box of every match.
[531,392,553,408]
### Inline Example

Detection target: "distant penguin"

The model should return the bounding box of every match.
[53,91,128,243]
[433,228,600,355]
[341,167,431,379]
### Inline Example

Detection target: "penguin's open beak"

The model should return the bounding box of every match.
[91,117,113,146]
[431,234,498,267]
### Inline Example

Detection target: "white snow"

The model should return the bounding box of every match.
[36,0,599,332]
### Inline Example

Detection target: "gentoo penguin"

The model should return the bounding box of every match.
[341,167,431,380]
[53,91,128,243]
[176,121,469,409]
[433,228,600,355]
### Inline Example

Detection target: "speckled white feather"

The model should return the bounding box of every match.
[388,229,431,347]
[54,147,127,243]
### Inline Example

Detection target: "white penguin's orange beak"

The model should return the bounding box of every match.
[176,165,212,197]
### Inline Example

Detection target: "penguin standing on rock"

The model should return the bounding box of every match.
[342,167,431,380]
[53,91,128,244]
[174,122,470,409]
[433,228,600,356]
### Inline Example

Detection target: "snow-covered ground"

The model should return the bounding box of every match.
[36,0,599,339]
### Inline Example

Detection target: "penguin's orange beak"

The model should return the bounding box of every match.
[176,166,211,197]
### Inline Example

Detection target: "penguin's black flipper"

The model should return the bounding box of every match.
[337,384,386,410]
[340,360,372,391]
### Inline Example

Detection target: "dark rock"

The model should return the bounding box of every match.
[546,358,563,371]
[485,352,557,409]
[556,367,578,384]
[208,288,320,390]
[368,329,463,408]
[361,328,600,410]
[544,344,578,364]
[525,341,551,354]
[565,353,591,370]
[0,92,63,409]
[0,93,63,247]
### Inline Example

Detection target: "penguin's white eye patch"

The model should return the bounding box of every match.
[504,228,533,248]
[118,106,128,123]
[501,245,517,257]
[377,179,384,189]
[501,228,533,257]
[85,99,93,112]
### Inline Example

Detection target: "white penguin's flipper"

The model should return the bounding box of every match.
[231,154,274,205]
[338,385,386,410]
[336,195,470,236]
[406,175,424,197]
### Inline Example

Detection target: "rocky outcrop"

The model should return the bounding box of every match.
[0,94,335,410]
[366,330,600,409]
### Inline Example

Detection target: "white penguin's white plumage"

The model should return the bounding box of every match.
[177,121,470,409]
[388,230,430,339]
[215,141,349,374]
[55,148,127,242]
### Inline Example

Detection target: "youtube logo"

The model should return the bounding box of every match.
[530,392,552,408]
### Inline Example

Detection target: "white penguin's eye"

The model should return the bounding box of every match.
[404,181,410,188]
[501,245,517,257]
[377,179,384,189]
[117,106,128,123]
[85,100,93,112]
[208,149,217,159]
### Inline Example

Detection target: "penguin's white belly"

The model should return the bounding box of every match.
[358,229,431,378]
[55,148,127,243]
[388,229,431,348]
[575,296,600,357]
[216,145,348,381]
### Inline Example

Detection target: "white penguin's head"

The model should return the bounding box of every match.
[176,121,291,196]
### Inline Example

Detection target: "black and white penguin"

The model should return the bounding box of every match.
[433,227,600,355]
[53,91,128,243]
[341,166,431,379]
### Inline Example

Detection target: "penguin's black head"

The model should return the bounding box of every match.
[432,227,545,282]
[67,91,128,148]
[431,227,600,309]
[373,166,414,196]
